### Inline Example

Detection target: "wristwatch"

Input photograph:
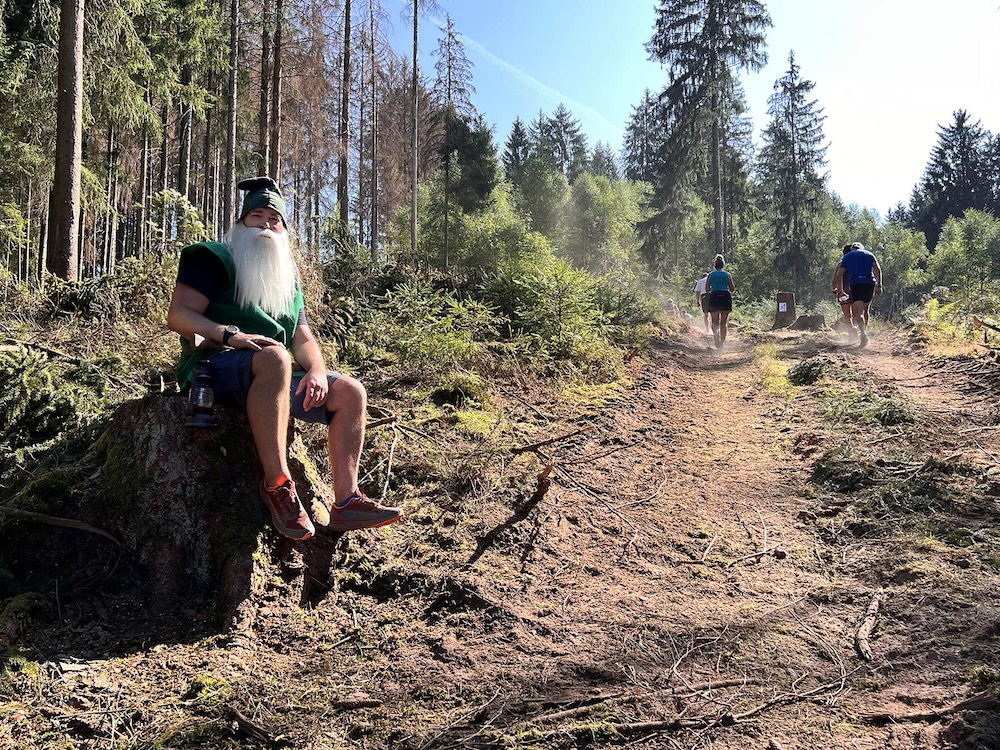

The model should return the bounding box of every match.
[222,325,240,347]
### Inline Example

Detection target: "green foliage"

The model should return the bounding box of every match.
[482,254,615,366]
[39,257,173,322]
[149,190,211,255]
[821,387,918,427]
[0,346,113,471]
[927,210,1000,312]
[345,282,498,376]
[788,357,828,385]
[515,154,569,240]
[561,173,647,276]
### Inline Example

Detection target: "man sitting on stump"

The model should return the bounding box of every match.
[167,176,402,540]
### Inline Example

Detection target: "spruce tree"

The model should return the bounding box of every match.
[622,90,663,183]
[646,0,771,259]
[502,117,531,188]
[909,110,992,249]
[757,51,828,301]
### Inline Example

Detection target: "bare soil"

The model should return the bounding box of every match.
[4,324,1000,749]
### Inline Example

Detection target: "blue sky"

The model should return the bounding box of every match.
[381,0,1000,215]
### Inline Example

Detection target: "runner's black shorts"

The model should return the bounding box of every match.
[849,283,876,303]
[708,290,732,312]
[700,294,710,313]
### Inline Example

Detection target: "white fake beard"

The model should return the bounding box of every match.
[225,223,298,318]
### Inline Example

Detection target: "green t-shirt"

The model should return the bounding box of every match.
[175,241,305,387]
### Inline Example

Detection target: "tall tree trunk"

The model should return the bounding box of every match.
[410,0,418,265]
[38,192,49,284]
[369,1,378,257]
[443,155,449,269]
[222,0,239,231]
[313,160,320,256]
[710,92,723,259]
[159,102,169,259]
[268,0,283,181]
[48,0,85,280]
[201,66,215,226]
[24,182,32,282]
[138,112,150,260]
[104,122,115,273]
[338,0,352,230]
[178,68,193,201]
[259,2,272,174]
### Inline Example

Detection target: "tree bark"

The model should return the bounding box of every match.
[338,0,352,230]
[268,0,283,181]
[259,2,272,174]
[222,0,239,232]
[369,2,378,256]
[48,0,85,280]
[2,396,344,632]
[410,1,419,265]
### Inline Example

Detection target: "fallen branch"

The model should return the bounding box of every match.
[700,532,719,562]
[726,546,787,567]
[862,691,998,725]
[855,589,886,661]
[229,707,291,747]
[366,415,398,430]
[511,425,595,455]
[0,506,120,545]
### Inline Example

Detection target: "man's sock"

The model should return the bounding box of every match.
[335,490,359,508]
[266,474,291,491]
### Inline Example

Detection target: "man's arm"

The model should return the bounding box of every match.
[291,325,327,372]
[291,324,330,410]
[167,283,223,344]
[873,259,883,296]
[166,283,275,351]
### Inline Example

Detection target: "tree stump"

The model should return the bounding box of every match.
[2,395,342,634]
[788,314,826,331]
[772,291,797,329]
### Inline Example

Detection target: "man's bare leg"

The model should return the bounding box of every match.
[324,375,367,503]
[246,346,294,485]
[852,300,870,346]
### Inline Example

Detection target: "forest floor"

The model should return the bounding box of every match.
[4,322,1000,749]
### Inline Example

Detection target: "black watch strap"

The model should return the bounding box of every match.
[222,326,238,346]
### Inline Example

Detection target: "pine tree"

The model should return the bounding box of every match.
[538,104,588,183]
[646,0,771,258]
[432,13,475,269]
[622,90,662,183]
[909,110,992,249]
[588,142,620,182]
[502,117,530,187]
[757,51,828,300]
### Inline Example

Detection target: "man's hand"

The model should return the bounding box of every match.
[230,332,283,351]
[875,284,883,297]
[295,368,329,410]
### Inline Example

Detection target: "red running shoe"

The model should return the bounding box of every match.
[259,478,315,540]
[329,491,402,531]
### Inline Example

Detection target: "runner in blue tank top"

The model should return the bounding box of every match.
[707,254,736,350]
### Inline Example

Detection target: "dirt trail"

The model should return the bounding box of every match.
[6,325,1000,750]
[427,324,1000,749]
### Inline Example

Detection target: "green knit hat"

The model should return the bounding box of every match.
[237,176,286,224]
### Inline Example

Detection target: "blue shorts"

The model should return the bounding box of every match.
[205,348,340,425]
